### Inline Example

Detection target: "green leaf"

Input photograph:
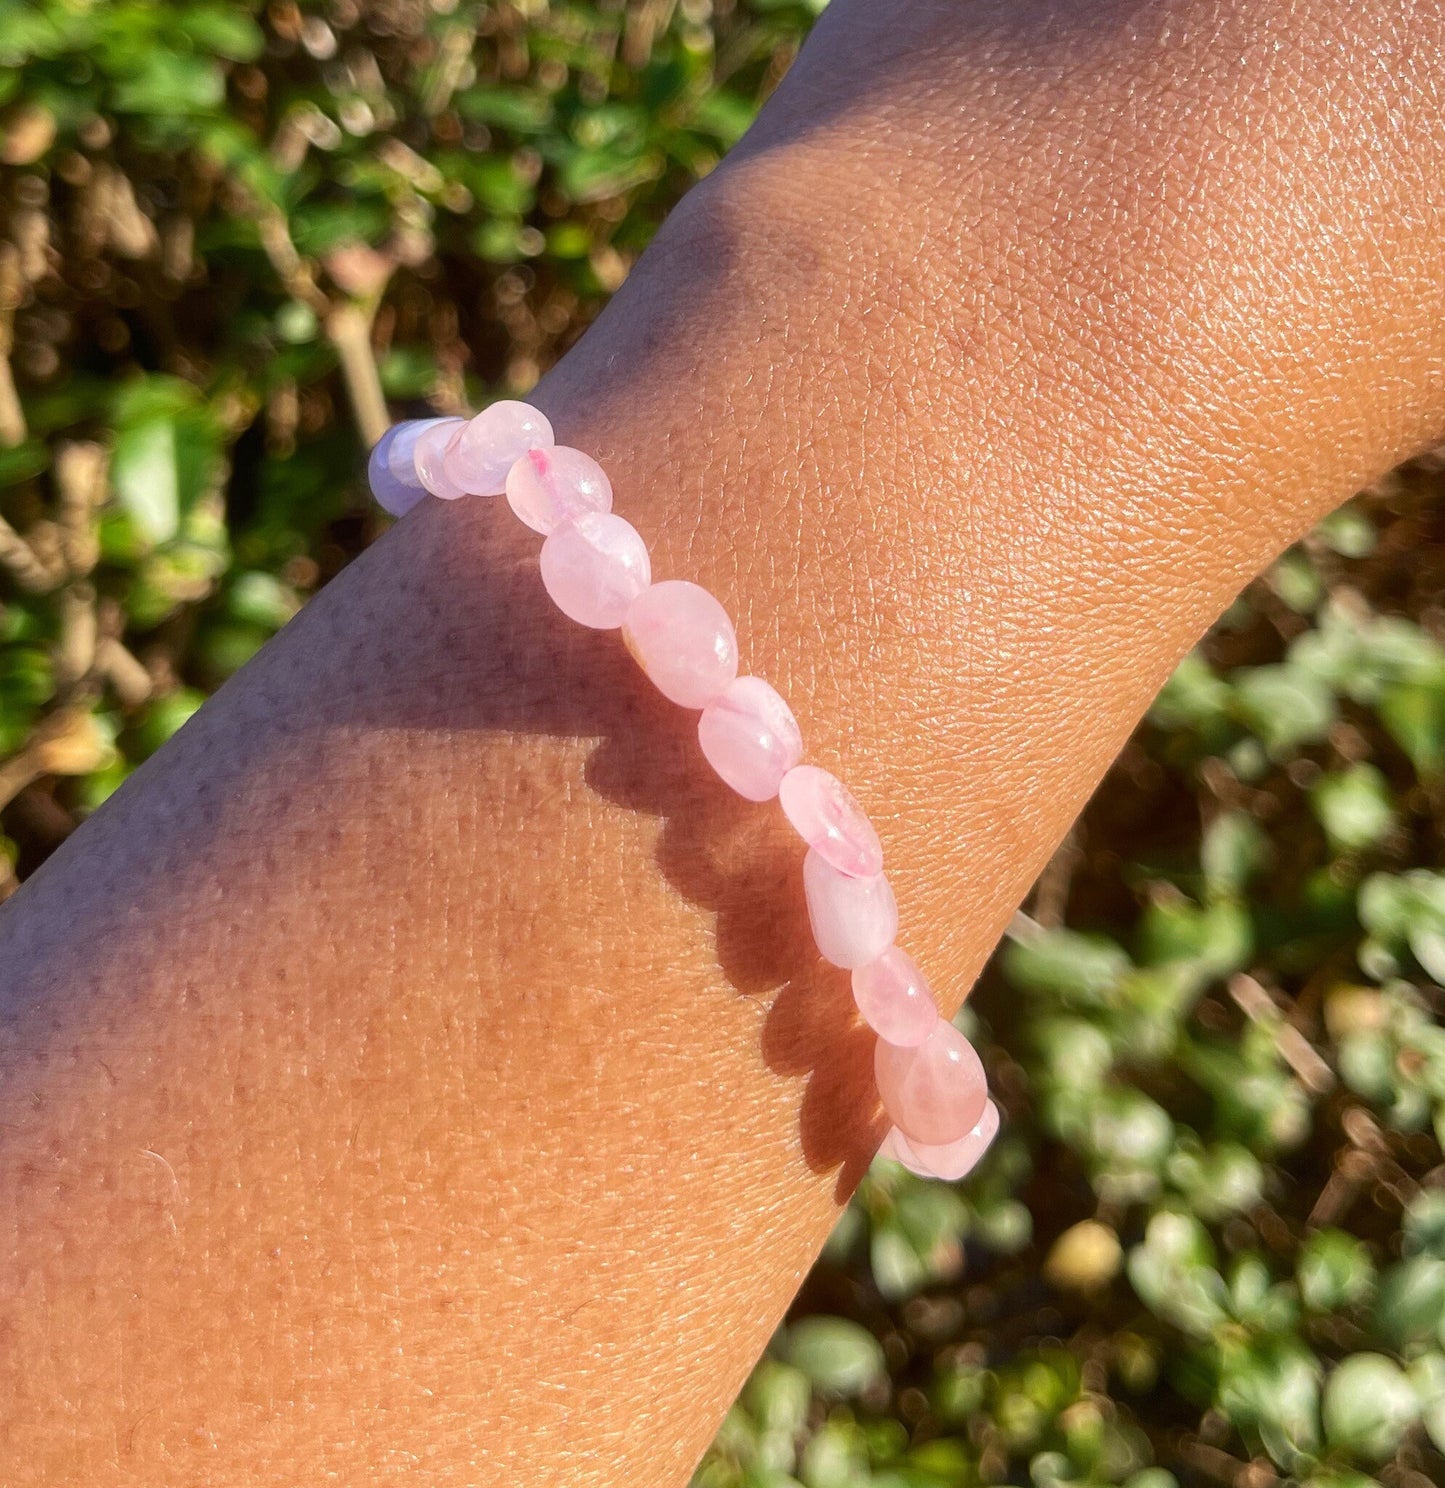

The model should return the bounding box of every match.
[781,1319,885,1399]
[1271,550,1324,613]
[1298,1230,1375,1312]
[178,5,265,62]
[1322,1354,1419,1461]
[1311,764,1396,853]
[1003,928,1130,1006]
[110,50,225,115]
[798,1420,868,1488]
[1372,1256,1445,1350]
[1150,651,1230,731]
[1127,1211,1227,1337]
[0,439,49,488]
[1136,896,1251,980]
[741,1359,811,1439]
[1233,664,1337,756]
[1412,1353,1445,1454]
[1217,1338,1321,1468]
[1319,507,1378,558]
[111,415,180,546]
[870,1223,929,1302]
[1201,811,1269,897]
[1379,672,1445,777]
[1404,1191,1445,1259]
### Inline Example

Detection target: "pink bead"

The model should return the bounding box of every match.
[623,580,738,709]
[885,1102,1000,1180]
[505,446,613,535]
[388,416,450,482]
[876,1128,912,1167]
[442,400,554,495]
[874,1019,988,1146]
[802,848,898,969]
[852,947,939,1047]
[539,512,651,629]
[778,765,884,878]
[413,418,469,500]
[697,676,803,801]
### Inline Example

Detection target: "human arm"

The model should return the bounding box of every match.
[4,1,1445,1481]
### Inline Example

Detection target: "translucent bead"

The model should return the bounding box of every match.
[442,400,554,495]
[413,418,470,500]
[388,417,450,483]
[540,512,651,629]
[367,425,425,517]
[874,1019,988,1146]
[505,446,613,535]
[884,1101,999,1180]
[622,579,738,709]
[852,947,939,1046]
[802,848,898,969]
[778,765,884,878]
[875,1127,913,1168]
[697,676,803,802]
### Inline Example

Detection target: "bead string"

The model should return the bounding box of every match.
[368,402,999,1181]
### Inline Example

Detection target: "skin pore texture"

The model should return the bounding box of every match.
[4,0,1445,1481]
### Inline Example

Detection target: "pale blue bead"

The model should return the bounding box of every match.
[368,418,454,517]
[367,424,425,517]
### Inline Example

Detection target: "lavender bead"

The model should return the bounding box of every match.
[367,425,423,517]
[369,418,451,516]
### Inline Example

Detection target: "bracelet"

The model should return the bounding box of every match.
[368,402,999,1182]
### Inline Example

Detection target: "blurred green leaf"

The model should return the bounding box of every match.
[1298,1230,1375,1312]
[781,1319,886,1399]
[1321,1354,1419,1461]
[1311,764,1396,853]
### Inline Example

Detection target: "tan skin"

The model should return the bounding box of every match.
[3,0,1445,1480]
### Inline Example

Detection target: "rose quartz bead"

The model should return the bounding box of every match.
[539,512,651,629]
[697,676,803,801]
[876,1127,912,1168]
[388,416,449,477]
[852,947,939,1047]
[622,580,738,709]
[802,848,898,969]
[778,765,884,878]
[413,417,469,500]
[442,400,554,495]
[886,1102,1000,1180]
[505,445,613,535]
[874,1018,988,1146]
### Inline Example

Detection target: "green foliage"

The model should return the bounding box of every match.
[700,479,1445,1486]
[0,0,818,880]
[2,8,1444,1488]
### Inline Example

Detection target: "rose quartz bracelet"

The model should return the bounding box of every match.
[368,402,999,1181]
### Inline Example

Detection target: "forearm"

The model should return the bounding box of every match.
[4,1,1445,1482]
